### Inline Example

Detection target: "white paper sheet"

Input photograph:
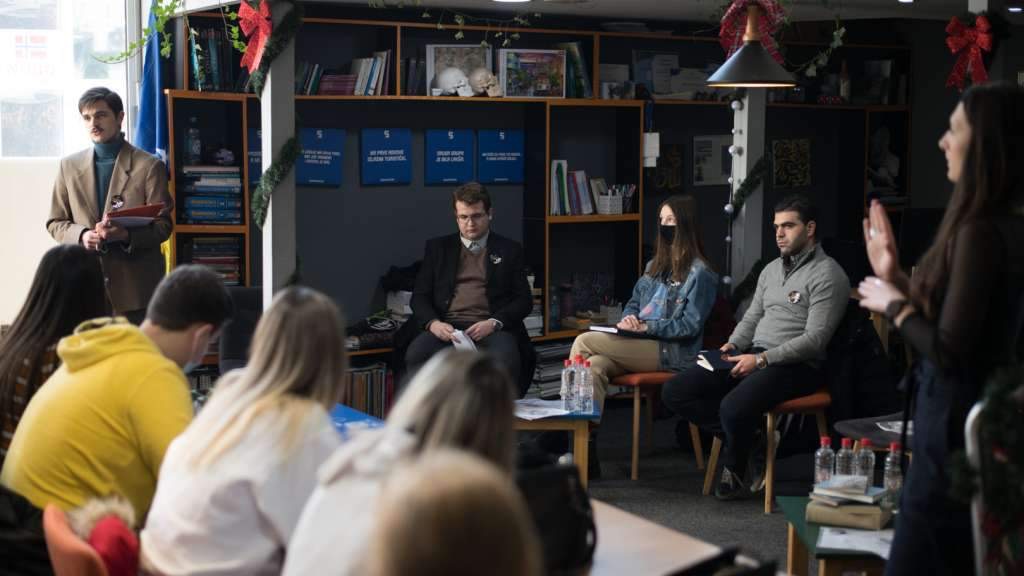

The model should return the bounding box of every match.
[817,527,894,560]
[515,398,570,421]
[451,330,477,351]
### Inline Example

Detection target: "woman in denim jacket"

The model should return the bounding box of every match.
[570,195,719,415]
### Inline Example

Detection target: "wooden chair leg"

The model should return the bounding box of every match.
[645,388,654,453]
[815,411,828,438]
[703,437,722,495]
[765,412,777,514]
[689,423,705,470]
[631,386,641,480]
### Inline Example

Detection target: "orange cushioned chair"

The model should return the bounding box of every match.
[610,372,706,480]
[42,504,108,576]
[701,389,831,514]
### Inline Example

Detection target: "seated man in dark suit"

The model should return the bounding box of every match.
[405,182,532,391]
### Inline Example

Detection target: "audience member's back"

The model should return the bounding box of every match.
[364,450,542,576]
[141,286,348,576]
[282,349,516,576]
[0,245,106,465]
[0,265,232,519]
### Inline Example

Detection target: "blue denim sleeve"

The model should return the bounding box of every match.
[645,267,718,340]
[622,275,650,318]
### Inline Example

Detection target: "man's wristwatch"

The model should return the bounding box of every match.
[756,352,768,370]
[490,318,503,331]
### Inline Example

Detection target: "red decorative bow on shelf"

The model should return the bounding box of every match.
[239,0,273,73]
[945,14,993,91]
[719,0,786,63]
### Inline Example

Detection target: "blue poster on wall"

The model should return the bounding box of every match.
[425,129,474,185]
[361,128,412,185]
[248,128,262,188]
[477,129,524,184]
[297,128,345,186]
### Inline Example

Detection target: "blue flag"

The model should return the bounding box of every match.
[134,1,168,164]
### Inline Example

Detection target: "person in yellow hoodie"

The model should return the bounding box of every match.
[0,264,233,520]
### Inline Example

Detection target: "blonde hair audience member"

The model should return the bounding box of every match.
[141,286,347,576]
[282,349,517,576]
[365,449,542,576]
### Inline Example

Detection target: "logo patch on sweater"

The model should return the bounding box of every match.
[787,290,802,304]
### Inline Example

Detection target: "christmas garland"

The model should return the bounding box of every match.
[251,137,301,228]
[950,364,1024,574]
[242,0,304,229]
[730,155,767,221]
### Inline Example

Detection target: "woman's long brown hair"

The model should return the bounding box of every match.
[911,83,1024,318]
[647,195,711,283]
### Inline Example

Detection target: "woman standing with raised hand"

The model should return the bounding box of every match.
[857,82,1024,575]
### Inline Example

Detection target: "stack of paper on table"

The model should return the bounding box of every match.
[807,474,892,530]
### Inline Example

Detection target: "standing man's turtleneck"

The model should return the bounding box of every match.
[94,133,124,219]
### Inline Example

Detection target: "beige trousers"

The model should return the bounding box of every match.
[569,331,660,410]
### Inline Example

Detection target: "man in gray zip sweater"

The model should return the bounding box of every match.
[662,195,849,500]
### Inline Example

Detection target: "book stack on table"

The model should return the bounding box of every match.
[807,475,892,530]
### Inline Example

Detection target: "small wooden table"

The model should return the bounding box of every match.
[777,496,888,576]
[515,407,599,487]
[589,499,723,575]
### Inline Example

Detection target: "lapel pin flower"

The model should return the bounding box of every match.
[490,254,502,265]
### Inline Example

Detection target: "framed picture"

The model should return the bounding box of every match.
[499,49,566,98]
[772,139,811,188]
[692,135,732,186]
[425,44,492,96]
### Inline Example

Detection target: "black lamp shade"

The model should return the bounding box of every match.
[707,41,796,88]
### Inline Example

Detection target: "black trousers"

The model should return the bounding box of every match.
[885,361,974,576]
[405,327,521,385]
[661,358,820,479]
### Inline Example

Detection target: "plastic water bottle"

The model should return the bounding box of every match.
[572,355,585,412]
[814,436,835,486]
[883,442,903,510]
[559,359,575,411]
[578,360,594,414]
[185,116,202,164]
[835,437,855,476]
[854,438,876,484]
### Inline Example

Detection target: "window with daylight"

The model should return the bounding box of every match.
[0,0,128,157]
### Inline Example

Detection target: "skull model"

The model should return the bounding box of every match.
[433,67,474,97]
[469,67,501,97]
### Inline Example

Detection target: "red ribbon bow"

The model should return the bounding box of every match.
[719,0,786,64]
[945,15,993,91]
[239,0,273,74]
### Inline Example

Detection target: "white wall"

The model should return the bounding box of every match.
[0,159,61,324]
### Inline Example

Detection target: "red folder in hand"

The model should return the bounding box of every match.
[106,203,164,227]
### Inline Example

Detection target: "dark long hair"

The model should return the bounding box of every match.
[0,245,107,421]
[911,83,1024,318]
[648,195,711,283]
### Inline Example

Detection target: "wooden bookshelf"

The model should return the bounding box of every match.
[173,9,911,341]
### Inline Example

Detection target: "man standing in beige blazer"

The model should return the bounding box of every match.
[47,87,173,323]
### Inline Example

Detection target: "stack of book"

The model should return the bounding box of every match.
[318,72,357,95]
[400,57,427,96]
[190,237,242,287]
[180,166,243,225]
[343,363,394,419]
[349,50,392,96]
[807,475,892,530]
[549,162,596,216]
[555,41,592,99]
[526,341,573,399]
[523,288,543,338]
[189,27,248,93]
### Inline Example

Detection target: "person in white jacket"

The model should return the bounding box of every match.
[282,349,517,576]
[140,287,348,576]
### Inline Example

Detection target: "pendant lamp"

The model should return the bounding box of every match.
[707,4,796,88]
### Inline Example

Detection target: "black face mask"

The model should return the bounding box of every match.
[659,224,676,244]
